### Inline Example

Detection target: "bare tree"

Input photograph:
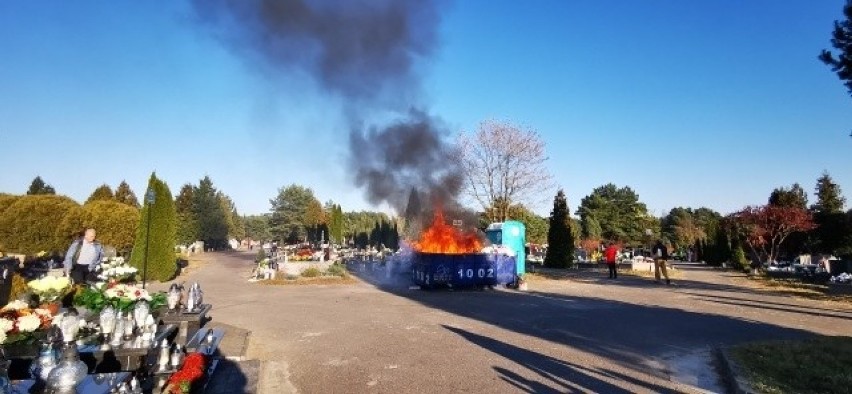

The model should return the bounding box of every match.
[459,120,554,222]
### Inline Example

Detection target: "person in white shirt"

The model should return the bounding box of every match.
[63,228,104,284]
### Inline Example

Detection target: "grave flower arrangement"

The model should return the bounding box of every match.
[27,276,72,304]
[0,300,53,344]
[74,282,167,313]
[164,352,208,393]
[97,256,138,283]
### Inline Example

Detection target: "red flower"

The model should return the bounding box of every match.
[166,352,208,392]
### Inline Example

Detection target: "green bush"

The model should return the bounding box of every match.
[255,248,267,263]
[732,245,749,272]
[55,201,140,253]
[301,267,321,278]
[129,173,178,282]
[326,263,347,277]
[0,195,79,254]
[0,194,20,217]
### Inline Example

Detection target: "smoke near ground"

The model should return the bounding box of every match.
[191,0,465,228]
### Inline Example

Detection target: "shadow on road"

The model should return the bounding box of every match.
[206,359,254,394]
[677,291,852,316]
[444,325,678,394]
[684,295,852,321]
[545,264,839,304]
[352,265,823,389]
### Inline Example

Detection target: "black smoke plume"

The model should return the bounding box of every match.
[192,0,464,230]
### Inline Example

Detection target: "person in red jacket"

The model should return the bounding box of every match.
[604,242,619,279]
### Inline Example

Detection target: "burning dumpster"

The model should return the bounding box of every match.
[409,209,517,289]
[411,252,516,289]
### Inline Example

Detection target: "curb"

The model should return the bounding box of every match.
[716,347,755,394]
[227,328,251,362]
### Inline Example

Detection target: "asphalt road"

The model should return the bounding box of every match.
[176,252,852,393]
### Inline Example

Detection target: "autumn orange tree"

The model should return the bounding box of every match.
[728,205,816,264]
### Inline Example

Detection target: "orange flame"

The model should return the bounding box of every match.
[413,209,482,254]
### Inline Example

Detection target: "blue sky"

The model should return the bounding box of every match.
[1,1,850,217]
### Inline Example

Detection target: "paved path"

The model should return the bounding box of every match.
[177,252,852,393]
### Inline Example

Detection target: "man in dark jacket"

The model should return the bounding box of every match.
[63,228,104,284]
[652,240,671,285]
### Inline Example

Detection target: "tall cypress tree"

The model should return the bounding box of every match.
[812,172,848,254]
[333,205,344,244]
[175,184,198,245]
[130,173,177,282]
[192,177,228,249]
[544,189,575,268]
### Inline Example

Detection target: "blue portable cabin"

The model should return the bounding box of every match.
[485,221,526,276]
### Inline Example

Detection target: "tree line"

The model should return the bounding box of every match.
[538,172,851,270]
[174,176,244,250]
[263,184,400,249]
[0,174,251,281]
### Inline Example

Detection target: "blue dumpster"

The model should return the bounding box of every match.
[411,252,517,289]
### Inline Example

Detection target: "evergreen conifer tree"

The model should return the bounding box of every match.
[129,173,177,282]
[544,189,575,268]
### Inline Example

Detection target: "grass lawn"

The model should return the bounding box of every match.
[744,276,852,303]
[731,336,852,394]
[259,274,357,286]
[526,266,683,281]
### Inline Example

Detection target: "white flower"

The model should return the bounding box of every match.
[41,276,70,291]
[2,300,29,311]
[28,279,47,293]
[0,318,14,333]
[27,276,70,294]
[16,315,41,333]
[0,330,6,344]
[52,313,64,328]
[34,308,52,318]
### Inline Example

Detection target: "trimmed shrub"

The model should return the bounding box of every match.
[0,195,79,254]
[301,267,321,278]
[129,173,178,282]
[9,273,28,302]
[55,201,140,254]
[254,248,267,263]
[326,263,347,277]
[0,194,20,217]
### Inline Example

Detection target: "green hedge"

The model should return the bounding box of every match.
[0,194,20,218]
[0,195,79,254]
[129,173,177,282]
[56,200,140,253]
